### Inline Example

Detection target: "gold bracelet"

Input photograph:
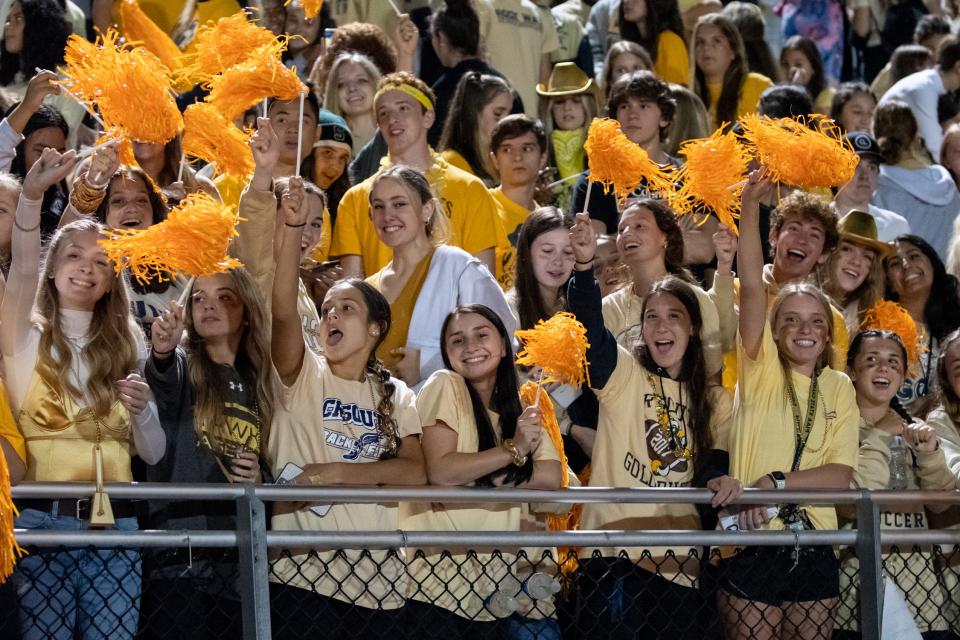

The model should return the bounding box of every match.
[501,438,527,467]
[70,173,107,215]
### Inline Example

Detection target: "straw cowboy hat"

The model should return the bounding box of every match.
[536,62,595,97]
[837,210,892,255]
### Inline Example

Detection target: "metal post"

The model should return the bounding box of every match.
[856,491,883,639]
[237,485,271,640]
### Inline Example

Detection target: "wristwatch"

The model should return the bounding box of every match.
[502,439,528,467]
[768,471,787,490]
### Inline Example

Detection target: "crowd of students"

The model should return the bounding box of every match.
[6,0,960,639]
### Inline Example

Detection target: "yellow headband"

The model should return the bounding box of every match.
[374,82,434,112]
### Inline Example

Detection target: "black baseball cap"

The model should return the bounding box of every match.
[844,131,883,162]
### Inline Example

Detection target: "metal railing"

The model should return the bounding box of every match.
[9,483,960,639]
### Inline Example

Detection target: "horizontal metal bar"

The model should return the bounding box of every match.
[880,530,960,545]
[15,530,238,547]
[15,527,856,549]
[14,482,944,505]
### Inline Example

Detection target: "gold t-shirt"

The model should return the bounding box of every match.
[367,249,436,369]
[583,347,732,584]
[491,188,533,291]
[401,370,559,620]
[267,350,422,609]
[730,323,859,532]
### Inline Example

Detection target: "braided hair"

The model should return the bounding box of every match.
[342,278,401,459]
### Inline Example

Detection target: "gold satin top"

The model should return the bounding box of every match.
[18,367,132,483]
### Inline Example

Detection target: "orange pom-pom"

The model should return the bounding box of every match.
[860,300,924,374]
[669,128,749,233]
[99,192,243,283]
[519,380,571,531]
[189,10,278,80]
[515,312,591,388]
[739,114,860,189]
[205,41,306,120]
[584,118,674,201]
[118,0,193,90]
[60,30,183,143]
[182,102,254,178]
[286,0,323,19]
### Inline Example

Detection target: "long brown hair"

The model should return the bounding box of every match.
[514,206,573,329]
[819,239,885,326]
[34,219,140,416]
[183,268,276,447]
[691,14,749,126]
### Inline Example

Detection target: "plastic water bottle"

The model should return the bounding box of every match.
[889,435,909,490]
[484,589,519,618]
[521,572,561,600]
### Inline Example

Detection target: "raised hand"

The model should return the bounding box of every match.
[151,301,185,359]
[86,140,120,189]
[22,148,77,200]
[281,176,307,226]
[23,69,60,111]
[394,13,419,60]
[713,224,738,275]
[741,166,774,208]
[569,211,597,268]
[251,117,281,176]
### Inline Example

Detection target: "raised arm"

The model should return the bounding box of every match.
[60,140,120,228]
[1,147,76,357]
[737,167,775,361]
[272,176,308,384]
[710,224,738,352]
[567,212,619,389]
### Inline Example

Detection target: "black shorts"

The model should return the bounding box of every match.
[719,545,840,605]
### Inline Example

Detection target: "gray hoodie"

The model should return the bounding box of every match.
[873,164,960,259]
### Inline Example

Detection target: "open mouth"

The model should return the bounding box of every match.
[785,248,807,262]
[842,268,861,280]
[381,224,403,234]
[872,376,891,390]
[120,215,144,228]
[653,339,674,354]
[69,277,95,289]
[793,338,816,348]
[326,327,343,347]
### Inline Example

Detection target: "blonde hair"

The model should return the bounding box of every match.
[664,84,710,156]
[183,268,276,449]
[323,52,381,118]
[369,165,450,246]
[819,238,885,327]
[770,282,836,372]
[34,219,140,416]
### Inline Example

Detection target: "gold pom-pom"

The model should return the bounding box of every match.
[188,10,278,81]
[669,128,749,233]
[98,192,243,283]
[205,41,306,120]
[739,114,860,189]
[584,118,674,201]
[860,300,923,373]
[118,0,193,90]
[60,29,183,143]
[519,380,571,531]
[182,102,254,178]
[0,440,25,583]
[286,0,323,19]
[515,312,591,388]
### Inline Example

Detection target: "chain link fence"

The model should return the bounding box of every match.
[4,485,960,639]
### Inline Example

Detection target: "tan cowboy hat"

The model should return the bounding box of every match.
[536,62,595,97]
[837,210,892,255]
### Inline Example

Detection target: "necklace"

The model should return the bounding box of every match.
[645,372,692,473]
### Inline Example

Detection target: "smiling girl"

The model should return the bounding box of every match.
[2,148,165,639]
[719,167,859,640]
[834,325,955,638]
[820,210,888,335]
[568,211,739,639]
[365,165,514,390]
[323,52,380,155]
[509,207,576,331]
[690,13,772,130]
[267,177,425,639]
[402,303,561,636]
[142,267,274,638]
[884,235,960,416]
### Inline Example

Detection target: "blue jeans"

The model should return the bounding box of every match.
[11,508,142,640]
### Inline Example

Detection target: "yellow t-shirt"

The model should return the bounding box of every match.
[330,155,504,276]
[402,369,558,620]
[814,86,836,116]
[0,380,24,462]
[655,30,689,86]
[491,187,533,291]
[730,323,859,532]
[267,350,422,609]
[175,0,244,54]
[706,72,774,130]
[601,282,725,378]
[583,347,732,583]
[440,148,474,177]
